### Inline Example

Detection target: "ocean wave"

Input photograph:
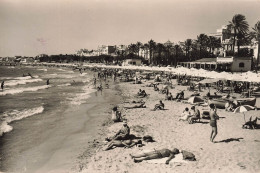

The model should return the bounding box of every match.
[5,78,43,86]
[0,85,51,96]
[38,68,48,71]
[80,73,87,76]
[69,84,95,105]
[50,73,58,76]
[57,83,71,87]
[0,106,44,136]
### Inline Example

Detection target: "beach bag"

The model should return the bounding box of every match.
[182,150,196,161]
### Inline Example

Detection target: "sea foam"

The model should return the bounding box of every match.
[69,82,95,105]
[5,78,43,86]
[0,106,44,136]
[0,85,51,96]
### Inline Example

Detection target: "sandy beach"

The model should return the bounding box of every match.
[80,78,260,173]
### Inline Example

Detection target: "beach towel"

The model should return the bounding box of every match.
[144,153,188,164]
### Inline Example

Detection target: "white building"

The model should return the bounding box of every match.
[122,59,142,66]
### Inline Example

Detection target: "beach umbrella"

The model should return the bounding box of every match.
[233,105,256,122]
[188,96,204,104]
[233,105,255,113]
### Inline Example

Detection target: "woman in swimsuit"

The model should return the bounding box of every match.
[209,104,219,143]
[130,148,179,164]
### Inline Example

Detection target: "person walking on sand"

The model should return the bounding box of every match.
[209,104,219,143]
[1,80,4,90]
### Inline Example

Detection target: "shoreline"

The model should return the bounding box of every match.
[0,68,123,173]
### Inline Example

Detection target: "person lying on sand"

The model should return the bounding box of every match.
[130,148,179,164]
[179,107,191,121]
[106,120,130,141]
[124,103,146,109]
[153,100,164,111]
[105,139,143,151]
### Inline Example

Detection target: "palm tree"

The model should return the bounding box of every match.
[229,14,249,54]
[197,34,209,58]
[136,42,143,57]
[155,43,166,65]
[148,39,156,64]
[208,36,221,55]
[128,44,138,55]
[251,21,260,65]
[182,39,192,61]
[173,44,181,67]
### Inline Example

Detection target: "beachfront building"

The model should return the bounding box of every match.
[178,56,252,72]
[97,45,117,56]
[122,59,142,66]
[209,25,259,64]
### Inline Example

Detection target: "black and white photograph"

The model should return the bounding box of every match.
[0,0,260,172]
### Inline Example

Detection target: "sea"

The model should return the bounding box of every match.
[0,65,99,172]
[0,65,95,137]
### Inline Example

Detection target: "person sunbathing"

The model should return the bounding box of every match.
[106,121,130,141]
[124,103,146,109]
[105,139,142,151]
[153,100,164,111]
[179,107,191,121]
[175,91,184,100]
[130,148,179,164]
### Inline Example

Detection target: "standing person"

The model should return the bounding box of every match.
[209,104,219,143]
[46,79,50,85]
[1,80,4,90]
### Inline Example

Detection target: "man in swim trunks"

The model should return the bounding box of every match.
[209,104,219,143]
[112,120,130,140]
[105,139,142,151]
[130,148,179,164]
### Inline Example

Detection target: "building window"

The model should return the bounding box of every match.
[239,62,244,68]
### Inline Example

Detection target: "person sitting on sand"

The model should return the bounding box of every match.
[124,103,146,109]
[137,89,147,97]
[105,139,143,151]
[165,92,173,100]
[209,104,219,143]
[107,120,130,141]
[111,106,122,122]
[175,91,184,100]
[188,106,200,124]
[154,84,159,91]
[179,107,191,121]
[130,148,180,164]
[153,100,164,111]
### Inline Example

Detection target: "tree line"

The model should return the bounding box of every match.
[37,14,259,66]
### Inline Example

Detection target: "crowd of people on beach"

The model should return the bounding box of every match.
[88,67,260,165]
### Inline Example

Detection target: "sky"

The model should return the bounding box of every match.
[0,0,260,57]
